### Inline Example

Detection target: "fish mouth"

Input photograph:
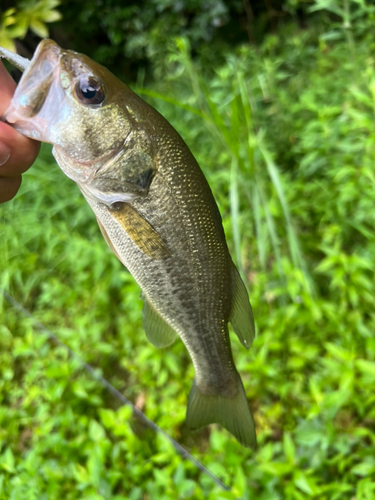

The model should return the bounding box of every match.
[2,39,63,141]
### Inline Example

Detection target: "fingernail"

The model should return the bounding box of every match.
[0,143,11,167]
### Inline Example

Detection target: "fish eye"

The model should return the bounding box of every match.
[75,76,105,105]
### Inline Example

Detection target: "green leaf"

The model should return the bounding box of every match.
[294,471,318,495]
[0,448,15,474]
[40,10,62,23]
[283,432,296,464]
[29,19,49,38]
[351,460,375,477]
[356,360,375,381]
[89,420,106,442]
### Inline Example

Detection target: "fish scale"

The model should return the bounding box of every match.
[1,39,257,448]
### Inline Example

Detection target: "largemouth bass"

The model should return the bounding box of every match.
[1,40,256,447]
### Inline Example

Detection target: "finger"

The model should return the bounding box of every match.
[0,60,41,182]
[0,175,22,204]
[0,60,40,176]
[0,61,16,115]
[0,121,40,177]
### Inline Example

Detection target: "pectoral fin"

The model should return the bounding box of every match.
[229,264,255,349]
[143,299,177,348]
[108,203,169,259]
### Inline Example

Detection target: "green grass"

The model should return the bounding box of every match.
[1,25,375,499]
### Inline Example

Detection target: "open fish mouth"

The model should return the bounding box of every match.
[2,40,64,142]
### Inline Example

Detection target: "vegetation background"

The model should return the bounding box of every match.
[1,0,375,498]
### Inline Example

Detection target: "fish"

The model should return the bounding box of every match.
[0,39,257,448]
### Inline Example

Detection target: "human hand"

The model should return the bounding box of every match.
[0,60,40,203]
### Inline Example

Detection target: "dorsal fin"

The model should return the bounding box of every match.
[229,264,255,349]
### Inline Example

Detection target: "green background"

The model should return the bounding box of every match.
[1,1,375,498]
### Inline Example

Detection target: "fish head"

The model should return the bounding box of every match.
[3,39,135,182]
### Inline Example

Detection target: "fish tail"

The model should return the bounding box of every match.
[185,377,257,449]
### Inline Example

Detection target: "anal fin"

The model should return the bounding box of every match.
[229,264,255,349]
[143,299,177,348]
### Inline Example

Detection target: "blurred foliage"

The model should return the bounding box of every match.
[50,0,375,79]
[1,0,375,498]
[3,0,375,79]
[0,0,61,51]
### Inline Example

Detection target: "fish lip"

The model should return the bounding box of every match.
[12,38,62,96]
[32,38,62,63]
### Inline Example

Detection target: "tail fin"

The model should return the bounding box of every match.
[185,379,257,449]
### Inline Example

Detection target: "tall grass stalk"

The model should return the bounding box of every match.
[139,39,313,294]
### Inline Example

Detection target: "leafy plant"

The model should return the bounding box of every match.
[0,0,61,51]
[309,0,375,51]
